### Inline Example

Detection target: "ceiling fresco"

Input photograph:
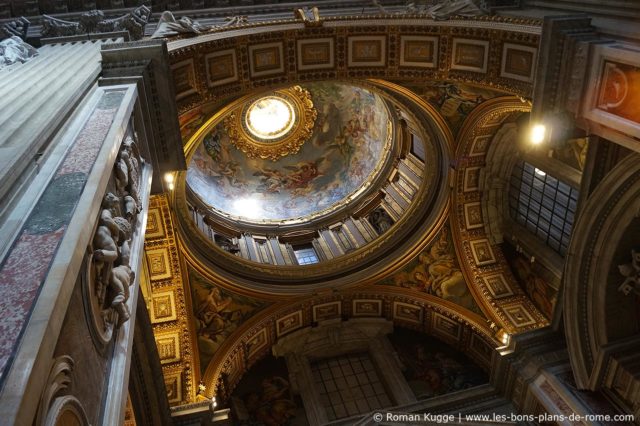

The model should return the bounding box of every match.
[378,225,483,315]
[188,266,268,374]
[502,241,559,320]
[400,81,506,137]
[186,82,390,222]
[389,328,488,400]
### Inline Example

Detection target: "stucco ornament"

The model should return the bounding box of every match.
[618,248,640,297]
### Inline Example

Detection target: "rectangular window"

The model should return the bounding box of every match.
[311,353,391,421]
[293,244,319,265]
[509,161,579,256]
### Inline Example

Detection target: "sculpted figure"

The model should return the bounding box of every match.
[151,11,201,38]
[124,194,138,222]
[368,207,394,235]
[1,17,30,40]
[42,6,150,40]
[0,36,38,69]
[115,150,129,194]
[374,0,486,18]
[109,265,135,327]
[121,137,141,205]
[93,193,121,303]
[151,11,248,39]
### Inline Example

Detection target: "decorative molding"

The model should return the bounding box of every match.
[166,17,540,115]
[451,96,549,333]
[223,85,317,161]
[199,287,498,401]
[143,194,197,406]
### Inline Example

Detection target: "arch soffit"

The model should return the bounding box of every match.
[451,96,549,334]
[198,284,500,399]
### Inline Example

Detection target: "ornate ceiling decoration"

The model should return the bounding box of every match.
[143,194,197,407]
[223,85,317,161]
[450,96,549,334]
[175,80,448,288]
[186,82,392,224]
[196,283,499,401]
[166,15,541,116]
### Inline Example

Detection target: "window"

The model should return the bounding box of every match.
[293,244,319,265]
[509,161,579,255]
[311,353,391,421]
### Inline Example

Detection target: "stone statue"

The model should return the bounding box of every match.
[0,36,38,70]
[151,11,204,38]
[41,6,151,40]
[151,11,248,39]
[214,235,240,254]
[618,248,640,297]
[368,207,394,235]
[1,17,30,40]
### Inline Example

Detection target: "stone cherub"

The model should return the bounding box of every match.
[93,193,122,303]
[109,264,135,327]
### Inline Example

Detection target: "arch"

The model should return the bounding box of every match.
[563,152,640,389]
[199,287,500,400]
[450,96,549,333]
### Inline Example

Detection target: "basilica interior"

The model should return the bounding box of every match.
[0,0,639,425]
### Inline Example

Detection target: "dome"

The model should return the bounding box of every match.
[186,82,391,223]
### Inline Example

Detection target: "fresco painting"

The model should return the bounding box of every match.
[502,242,559,320]
[231,355,309,426]
[379,226,483,315]
[187,82,389,221]
[389,328,487,400]
[402,81,504,136]
[550,137,588,171]
[189,267,266,374]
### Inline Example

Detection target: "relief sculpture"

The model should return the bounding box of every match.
[85,135,143,347]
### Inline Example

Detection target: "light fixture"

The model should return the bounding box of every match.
[529,124,547,145]
[534,168,546,177]
[164,172,175,191]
